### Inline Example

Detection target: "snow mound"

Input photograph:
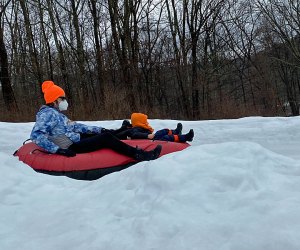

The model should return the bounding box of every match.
[1,117,300,250]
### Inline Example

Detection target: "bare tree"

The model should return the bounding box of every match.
[88,0,105,106]
[165,0,191,117]
[256,0,300,115]
[45,0,70,97]
[19,0,43,84]
[107,0,143,110]
[184,0,225,118]
[0,0,18,112]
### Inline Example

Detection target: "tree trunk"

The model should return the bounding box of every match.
[89,0,105,106]
[0,2,18,112]
[70,0,89,107]
[107,0,137,110]
[19,0,43,84]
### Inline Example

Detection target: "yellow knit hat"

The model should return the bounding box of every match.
[42,81,65,104]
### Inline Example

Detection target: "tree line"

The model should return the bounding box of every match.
[0,0,300,122]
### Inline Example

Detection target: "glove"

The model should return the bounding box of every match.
[56,148,76,157]
[121,120,132,128]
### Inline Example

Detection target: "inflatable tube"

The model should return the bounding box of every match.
[14,140,190,180]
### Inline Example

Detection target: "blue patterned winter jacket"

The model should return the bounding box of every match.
[30,105,103,153]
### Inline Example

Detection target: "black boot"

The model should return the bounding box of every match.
[174,123,182,135]
[184,129,194,142]
[134,145,162,161]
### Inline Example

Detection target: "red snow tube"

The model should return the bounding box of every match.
[14,140,190,180]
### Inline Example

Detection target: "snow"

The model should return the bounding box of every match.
[1,116,300,250]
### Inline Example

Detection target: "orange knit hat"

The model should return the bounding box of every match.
[131,113,154,133]
[42,81,65,104]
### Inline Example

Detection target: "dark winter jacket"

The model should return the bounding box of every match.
[114,127,151,140]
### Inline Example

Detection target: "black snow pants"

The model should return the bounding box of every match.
[69,132,136,157]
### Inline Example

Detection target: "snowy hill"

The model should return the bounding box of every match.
[1,117,300,250]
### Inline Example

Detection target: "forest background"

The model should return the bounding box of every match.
[1,0,300,122]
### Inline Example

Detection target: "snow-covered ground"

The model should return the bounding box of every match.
[1,116,300,250]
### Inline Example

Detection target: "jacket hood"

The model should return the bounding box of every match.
[131,113,154,133]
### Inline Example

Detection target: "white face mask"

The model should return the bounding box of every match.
[58,100,68,111]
